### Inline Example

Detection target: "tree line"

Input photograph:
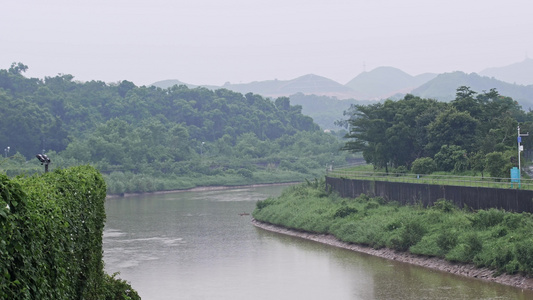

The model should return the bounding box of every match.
[341,86,532,178]
[0,63,349,192]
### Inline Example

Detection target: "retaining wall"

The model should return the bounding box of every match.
[325,177,533,213]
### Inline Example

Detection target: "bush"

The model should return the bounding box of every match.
[471,209,505,228]
[0,166,139,299]
[515,239,533,274]
[446,232,483,262]
[434,145,466,172]
[255,198,276,210]
[436,229,458,252]
[484,152,507,178]
[392,166,408,175]
[103,273,141,300]
[411,157,436,174]
[333,206,358,218]
[391,221,427,251]
[431,199,456,213]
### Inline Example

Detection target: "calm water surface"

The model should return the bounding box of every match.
[103,186,533,300]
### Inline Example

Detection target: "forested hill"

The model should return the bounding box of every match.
[0,64,318,159]
[1,64,348,193]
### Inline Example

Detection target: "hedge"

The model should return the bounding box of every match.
[0,165,139,299]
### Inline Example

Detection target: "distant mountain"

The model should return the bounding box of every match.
[152,74,363,99]
[344,66,437,100]
[150,79,195,89]
[266,74,360,99]
[411,71,533,107]
[288,93,378,130]
[479,58,533,86]
[151,60,533,103]
[150,79,220,91]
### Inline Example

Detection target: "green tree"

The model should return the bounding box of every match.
[168,123,191,161]
[469,151,486,177]
[485,152,508,178]
[452,86,482,119]
[433,145,467,173]
[426,107,479,156]
[342,95,444,171]
[8,62,28,74]
[411,157,437,174]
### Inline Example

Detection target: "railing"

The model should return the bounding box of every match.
[326,169,533,190]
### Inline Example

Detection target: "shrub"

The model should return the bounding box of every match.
[255,198,276,210]
[515,239,533,274]
[434,145,466,172]
[103,273,141,300]
[503,213,524,230]
[431,199,456,213]
[436,229,458,252]
[410,234,442,257]
[471,209,505,228]
[0,166,139,299]
[237,168,253,178]
[364,200,380,210]
[411,157,436,174]
[445,232,483,263]
[333,206,358,218]
[484,152,507,178]
[391,221,427,251]
[392,166,408,175]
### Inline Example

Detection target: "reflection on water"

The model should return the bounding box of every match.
[104,186,533,300]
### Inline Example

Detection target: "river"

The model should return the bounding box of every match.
[103,186,532,299]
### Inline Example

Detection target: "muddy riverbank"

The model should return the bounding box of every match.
[252,219,533,291]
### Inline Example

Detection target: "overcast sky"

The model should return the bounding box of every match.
[2,0,532,86]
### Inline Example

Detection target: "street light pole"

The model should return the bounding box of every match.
[36,154,51,173]
[518,126,529,184]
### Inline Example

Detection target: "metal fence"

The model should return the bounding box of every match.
[326,169,533,190]
[325,175,533,213]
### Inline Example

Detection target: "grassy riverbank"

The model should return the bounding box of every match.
[103,168,321,195]
[252,180,533,277]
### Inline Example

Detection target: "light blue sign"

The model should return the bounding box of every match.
[518,136,522,143]
[511,167,520,183]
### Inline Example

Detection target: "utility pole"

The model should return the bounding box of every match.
[518,126,529,185]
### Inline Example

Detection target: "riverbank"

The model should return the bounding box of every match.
[106,182,298,199]
[251,219,533,291]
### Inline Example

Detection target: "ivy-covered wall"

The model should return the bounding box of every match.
[0,166,111,299]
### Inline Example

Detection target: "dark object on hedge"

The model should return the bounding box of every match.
[35,153,51,172]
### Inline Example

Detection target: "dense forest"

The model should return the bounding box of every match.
[342,86,533,177]
[0,63,350,194]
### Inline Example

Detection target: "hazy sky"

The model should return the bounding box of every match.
[2,0,532,86]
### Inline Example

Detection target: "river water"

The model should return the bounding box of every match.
[103,186,533,300]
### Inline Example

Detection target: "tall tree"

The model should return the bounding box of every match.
[426,107,479,156]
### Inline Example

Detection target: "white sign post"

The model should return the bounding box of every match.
[518,126,529,186]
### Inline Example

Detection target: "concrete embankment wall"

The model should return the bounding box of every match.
[325,177,533,213]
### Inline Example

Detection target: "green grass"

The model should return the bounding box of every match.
[253,180,533,276]
[103,167,325,194]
